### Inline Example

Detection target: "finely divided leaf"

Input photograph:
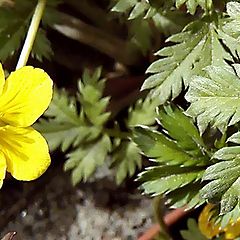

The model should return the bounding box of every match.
[66,134,111,184]
[134,106,208,167]
[111,0,138,13]
[133,105,209,208]
[186,65,240,133]
[134,126,205,167]
[112,141,142,185]
[175,0,212,15]
[36,120,89,152]
[166,183,205,209]
[0,0,60,62]
[201,141,240,215]
[157,105,206,155]
[111,0,188,53]
[139,165,204,196]
[142,21,230,105]
[78,68,111,126]
[227,132,240,144]
[0,1,32,62]
[37,68,111,184]
[35,90,87,152]
[218,2,240,59]
[32,29,53,61]
[127,97,157,126]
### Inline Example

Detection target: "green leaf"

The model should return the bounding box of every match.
[66,134,112,185]
[112,141,142,185]
[38,68,113,183]
[134,105,209,207]
[133,106,208,167]
[134,126,204,167]
[42,0,62,26]
[152,10,190,36]
[127,97,157,126]
[200,143,240,215]
[128,1,148,19]
[129,17,152,54]
[32,29,53,61]
[0,1,32,62]
[175,0,213,15]
[181,219,208,240]
[142,20,231,105]
[227,132,240,144]
[37,68,111,183]
[111,0,138,12]
[111,0,188,53]
[78,68,111,126]
[217,2,240,60]
[36,120,89,152]
[219,204,240,228]
[226,1,240,18]
[36,89,102,151]
[139,165,204,196]
[0,0,61,62]
[44,89,80,124]
[166,183,205,209]
[157,105,207,155]
[186,65,240,134]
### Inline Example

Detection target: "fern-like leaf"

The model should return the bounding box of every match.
[166,183,205,209]
[134,106,208,167]
[133,105,209,208]
[65,134,111,184]
[200,133,240,216]
[112,141,142,185]
[138,165,204,196]
[218,1,240,59]
[111,0,188,53]
[36,90,87,152]
[127,97,157,126]
[186,65,240,134]
[175,0,212,15]
[37,68,111,184]
[142,20,231,105]
[0,0,61,62]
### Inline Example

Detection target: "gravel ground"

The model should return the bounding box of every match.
[1,169,153,240]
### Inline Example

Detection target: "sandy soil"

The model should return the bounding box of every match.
[1,169,153,240]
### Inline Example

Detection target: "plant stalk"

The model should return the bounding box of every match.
[154,196,172,240]
[16,0,46,69]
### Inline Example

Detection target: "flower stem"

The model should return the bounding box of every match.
[154,196,172,240]
[16,0,47,69]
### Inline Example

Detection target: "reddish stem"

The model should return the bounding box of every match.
[138,208,187,240]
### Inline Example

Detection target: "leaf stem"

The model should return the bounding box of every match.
[16,0,46,69]
[154,196,172,240]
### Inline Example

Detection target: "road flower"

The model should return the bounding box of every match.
[0,64,53,187]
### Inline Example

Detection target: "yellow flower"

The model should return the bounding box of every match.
[198,204,221,239]
[0,64,53,187]
[199,204,240,239]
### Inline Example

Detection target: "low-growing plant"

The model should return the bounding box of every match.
[3,0,240,239]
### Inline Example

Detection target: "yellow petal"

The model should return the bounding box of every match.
[198,204,221,239]
[0,66,53,127]
[224,219,240,239]
[0,63,5,95]
[0,125,50,181]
